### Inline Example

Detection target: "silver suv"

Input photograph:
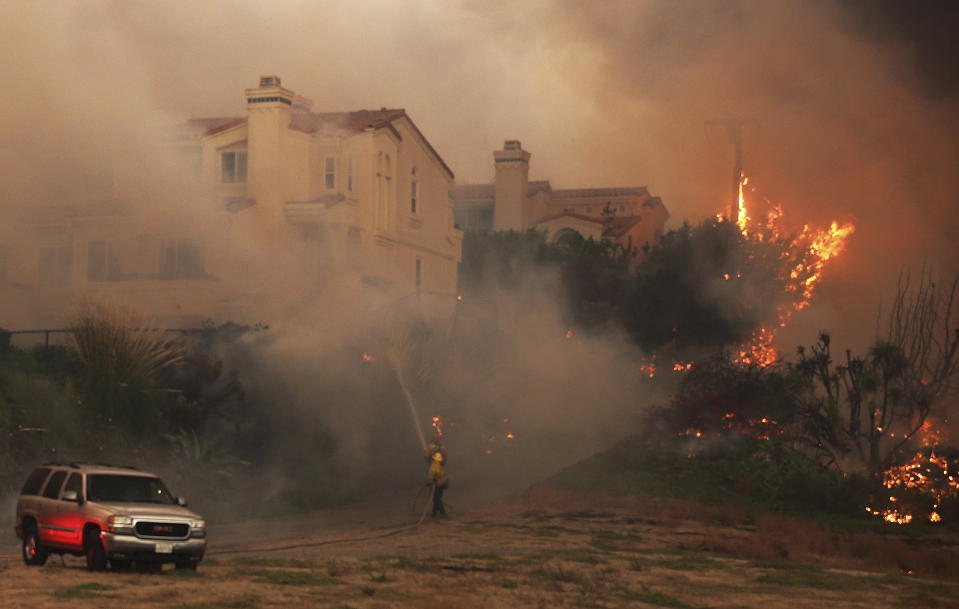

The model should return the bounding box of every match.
[14,463,206,571]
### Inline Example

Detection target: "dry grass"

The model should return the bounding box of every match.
[526,486,959,582]
[698,509,959,581]
[4,500,957,609]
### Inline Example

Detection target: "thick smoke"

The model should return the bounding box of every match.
[2,1,956,509]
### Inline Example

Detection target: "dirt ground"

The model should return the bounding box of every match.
[2,492,957,609]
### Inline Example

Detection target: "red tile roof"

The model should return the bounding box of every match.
[528,180,552,195]
[602,215,643,238]
[449,180,553,201]
[534,211,605,225]
[450,184,494,199]
[186,117,246,137]
[551,187,649,199]
[185,108,454,179]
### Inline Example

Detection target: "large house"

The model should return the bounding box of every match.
[451,140,668,259]
[0,76,463,331]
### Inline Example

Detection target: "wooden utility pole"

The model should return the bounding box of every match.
[705,118,744,220]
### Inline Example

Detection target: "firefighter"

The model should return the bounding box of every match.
[425,436,448,518]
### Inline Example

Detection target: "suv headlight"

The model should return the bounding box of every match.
[107,515,134,534]
[190,519,206,538]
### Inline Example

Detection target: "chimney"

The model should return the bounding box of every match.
[245,74,294,108]
[243,75,295,234]
[493,140,531,231]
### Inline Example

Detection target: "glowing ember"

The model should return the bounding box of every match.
[361,353,376,362]
[678,412,784,442]
[639,357,695,378]
[506,433,515,440]
[640,357,657,378]
[565,329,574,340]
[869,423,959,524]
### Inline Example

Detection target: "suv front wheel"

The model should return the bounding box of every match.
[84,530,107,572]
[22,527,48,566]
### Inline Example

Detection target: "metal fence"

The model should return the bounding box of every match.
[0,328,207,350]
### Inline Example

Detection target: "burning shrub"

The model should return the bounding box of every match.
[652,353,802,441]
[624,219,783,357]
[865,445,959,525]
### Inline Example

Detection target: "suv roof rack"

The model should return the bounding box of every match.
[40,461,140,471]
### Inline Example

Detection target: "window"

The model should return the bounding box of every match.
[39,245,73,287]
[62,473,82,501]
[376,153,392,230]
[87,240,122,282]
[415,258,422,292]
[20,468,51,496]
[87,475,175,504]
[410,168,418,214]
[42,470,67,499]
[347,159,353,192]
[221,151,247,184]
[325,157,335,189]
[160,240,204,279]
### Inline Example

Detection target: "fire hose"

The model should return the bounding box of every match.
[209,346,441,556]
[207,485,436,556]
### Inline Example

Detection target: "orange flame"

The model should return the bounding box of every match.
[726,173,855,367]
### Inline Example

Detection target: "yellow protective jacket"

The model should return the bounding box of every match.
[428,453,448,487]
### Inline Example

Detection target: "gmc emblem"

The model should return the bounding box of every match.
[153,525,174,533]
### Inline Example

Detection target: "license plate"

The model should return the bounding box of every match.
[155,542,173,554]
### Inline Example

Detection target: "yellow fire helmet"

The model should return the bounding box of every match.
[432,451,445,463]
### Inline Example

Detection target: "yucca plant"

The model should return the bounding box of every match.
[69,301,183,438]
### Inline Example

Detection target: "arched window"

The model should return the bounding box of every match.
[553,228,581,247]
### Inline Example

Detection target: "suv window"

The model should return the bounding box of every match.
[20,468,51,496]
[87,475,175,504]
[41,470,67,499]
[61,473,82,500]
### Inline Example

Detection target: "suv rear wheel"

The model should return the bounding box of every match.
[21,527,48,566]
[84,530,107,572]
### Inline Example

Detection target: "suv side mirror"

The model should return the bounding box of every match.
[62,490,79,502]
[176,496,188,507]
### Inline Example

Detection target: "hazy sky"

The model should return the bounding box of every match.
[3,0,957,344]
